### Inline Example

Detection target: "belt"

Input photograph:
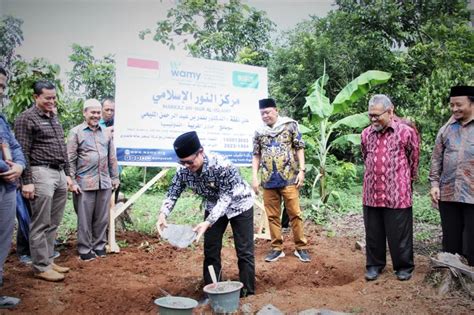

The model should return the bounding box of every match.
[31,163,64,170]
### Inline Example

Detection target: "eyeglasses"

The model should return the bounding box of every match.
[368,109,388,120]
[178,152,200,166]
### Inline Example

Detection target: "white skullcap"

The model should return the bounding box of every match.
[83,98,101,110]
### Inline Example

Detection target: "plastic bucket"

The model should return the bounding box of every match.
[154,296,198,315]
[203,281,243,314]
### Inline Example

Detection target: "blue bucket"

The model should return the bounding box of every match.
[154,296,198,315]
[203,281,243,314]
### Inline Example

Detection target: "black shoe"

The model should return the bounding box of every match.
[294,249,311,262]
[94,249,106,258]
[365,267,382,281]
[80,251,96,261]
[264,250,285,262]
[396,270,412,281]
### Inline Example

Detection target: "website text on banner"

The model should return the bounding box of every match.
[114,55,267,167]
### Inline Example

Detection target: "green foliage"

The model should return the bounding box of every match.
[3,58,63,124]
[325,155,357,190]
[0,15,23,72]
[57,196,77,241]
[58,94,83,135]
[129,192,202,234]
[303,70,390,207]
[140,0,275,65]
[412,190,441,225]
[269,0,473,165]
[120,166,175,193]
[67,44,115,100]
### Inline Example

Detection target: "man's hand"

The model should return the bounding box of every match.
[112,180,120,190]
[156,212,168,236]
[0,161,23,182]
[430,187,440,208]
[193,221,211,243]
[70,184,82,194]
[295,170,305,189]
[251,178,260,195]
[66,176,74,190]
[22,184,35,200]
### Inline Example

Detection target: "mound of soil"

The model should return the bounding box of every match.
[1,223,472,313]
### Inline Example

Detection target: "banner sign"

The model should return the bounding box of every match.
[114,54,267,166]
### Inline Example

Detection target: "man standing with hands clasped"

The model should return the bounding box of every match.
[156,131,255,297]
[429,85,474,266]
[252,98,310,263]
[361,94,419,281]
[68,99,120,261]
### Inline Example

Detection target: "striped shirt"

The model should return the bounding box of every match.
[429,117,474,204]
[67,122,119,191]
[14,106,70,184]
[361,120,420,209]
[160,152,254,225]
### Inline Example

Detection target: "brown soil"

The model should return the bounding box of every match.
[1,223,473,314]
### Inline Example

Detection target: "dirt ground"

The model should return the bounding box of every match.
[1,221,473,314]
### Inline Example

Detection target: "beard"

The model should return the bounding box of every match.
[373,124,383,132]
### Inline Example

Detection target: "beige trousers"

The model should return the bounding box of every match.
[263,185,308,251]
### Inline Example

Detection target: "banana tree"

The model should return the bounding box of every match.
[302,70,392,207]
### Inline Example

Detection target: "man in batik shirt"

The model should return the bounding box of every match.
[361,94,419,281]
[156,131,255,297]
[67,99,119,261]
[252,98,310,263]
[429,85,474,266]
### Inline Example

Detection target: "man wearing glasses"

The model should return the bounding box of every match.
[156,131,255,297]
[361,94,419,281]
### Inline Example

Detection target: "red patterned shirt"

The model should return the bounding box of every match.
[361,120,420,208]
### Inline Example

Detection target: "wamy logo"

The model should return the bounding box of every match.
[170,61,201,80]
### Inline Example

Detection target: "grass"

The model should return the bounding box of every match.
[57,175,441,244]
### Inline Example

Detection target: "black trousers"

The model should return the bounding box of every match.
[204,208,255,297]
[363,206,414,273]
[281,206,289,228]
[439,201,474,266]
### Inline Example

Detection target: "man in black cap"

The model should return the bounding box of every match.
[156,131,255,297]
[429,85,474,266]
[252,98,310,263]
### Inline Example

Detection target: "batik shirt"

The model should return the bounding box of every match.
[160,152,254,225]
[67,122,119,191]
[429,117,474,204]
[253,117,305,189]
[361,120,420,209]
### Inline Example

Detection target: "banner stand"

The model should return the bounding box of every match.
[254,199,271,240]
[107,168,170,253]
[106,167,271,252]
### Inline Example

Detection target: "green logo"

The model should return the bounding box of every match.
[232,71,259,89]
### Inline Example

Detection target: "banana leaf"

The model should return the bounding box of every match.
[332,70,392,114]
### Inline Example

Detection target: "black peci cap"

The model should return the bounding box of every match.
[173,131,202,158]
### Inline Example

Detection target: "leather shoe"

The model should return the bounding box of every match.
[52,263,70,273]
[365,267,382,281]
[34,269,64,282]
[396,270,412,281]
